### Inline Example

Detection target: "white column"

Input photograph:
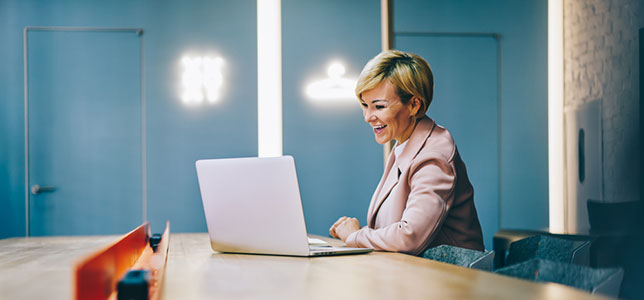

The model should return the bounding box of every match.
[548,0,566,233]
[257,0,283,157]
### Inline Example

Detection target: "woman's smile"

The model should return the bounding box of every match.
[373,124,387,135]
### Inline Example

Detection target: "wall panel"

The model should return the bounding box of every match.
[282,0,381,235]
[0,0,257,236]
[394,0,549,234]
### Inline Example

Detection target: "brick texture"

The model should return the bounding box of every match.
[564,0,642,203]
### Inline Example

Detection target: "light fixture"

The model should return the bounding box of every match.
[180,55,224,104]
[305,61,357,102]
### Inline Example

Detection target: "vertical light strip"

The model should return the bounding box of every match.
[24,27,30,236]
[381,0,393,51]
[257,0,283,157]
[381,0,394,163]
[139,29,147,223]
[548,0,565,233]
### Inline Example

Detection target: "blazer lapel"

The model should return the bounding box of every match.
[396,116,435,172]
[367,116,436,228]
[367,150,397,227]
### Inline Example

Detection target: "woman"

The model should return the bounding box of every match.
[329,50,484,255]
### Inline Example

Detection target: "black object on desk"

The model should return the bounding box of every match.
[149,234,162,252]
[117,270,150,300]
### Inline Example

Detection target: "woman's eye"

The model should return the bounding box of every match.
[360,102,367,108]
[375,105,385,109]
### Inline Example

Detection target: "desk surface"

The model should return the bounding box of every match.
[0,233,609,300]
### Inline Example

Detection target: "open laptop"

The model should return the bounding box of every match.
[195,156,373,256]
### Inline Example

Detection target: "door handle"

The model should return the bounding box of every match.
[31,184,55,195]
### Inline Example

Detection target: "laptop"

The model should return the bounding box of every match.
[195,156,373,256]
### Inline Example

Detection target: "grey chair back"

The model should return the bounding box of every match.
[506,235,591,266]
[423,245,495,271]
[495,258,623,297]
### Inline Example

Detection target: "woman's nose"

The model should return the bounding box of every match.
[364,109,375,123]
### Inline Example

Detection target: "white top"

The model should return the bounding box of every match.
[394,139,409,159]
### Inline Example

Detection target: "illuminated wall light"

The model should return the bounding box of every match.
[548,0,565,233]
[305,62,357,102]
[181,56,224,104]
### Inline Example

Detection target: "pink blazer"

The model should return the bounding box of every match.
[345,116,484,255]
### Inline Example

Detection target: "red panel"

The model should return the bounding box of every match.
[74,223,149,300]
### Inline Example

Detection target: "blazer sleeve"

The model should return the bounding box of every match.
[345,153,456,256]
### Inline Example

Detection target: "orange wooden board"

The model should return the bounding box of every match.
[73,222,170,300]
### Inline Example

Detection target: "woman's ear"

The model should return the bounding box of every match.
[409,96,421,116]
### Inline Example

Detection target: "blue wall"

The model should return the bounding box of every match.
[395,34,501,248]
[394,0,549,231]
[282,0,382,235]
[1,0,548,239]
[0,0,257,236]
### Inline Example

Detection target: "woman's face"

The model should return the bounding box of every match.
[360,81,418,144]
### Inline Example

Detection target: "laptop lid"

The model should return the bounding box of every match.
[196,156,311,256]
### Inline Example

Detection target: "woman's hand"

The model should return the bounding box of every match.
[329,216,361,241]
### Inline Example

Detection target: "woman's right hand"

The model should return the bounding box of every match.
[329,216,349,238]
[329,216,361,241]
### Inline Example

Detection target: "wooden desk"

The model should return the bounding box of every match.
[0,233,609,299]
[0,235,118,299]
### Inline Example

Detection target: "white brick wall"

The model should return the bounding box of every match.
[564,0,642,205]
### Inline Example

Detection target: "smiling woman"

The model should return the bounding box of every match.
[329,50,485,255]
[360,81,419,144]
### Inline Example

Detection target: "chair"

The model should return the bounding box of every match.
[493,230,594,269]
[505,235,591,267]
[586,199,644,299]
[423,245,495,271]
[495,258,624,297]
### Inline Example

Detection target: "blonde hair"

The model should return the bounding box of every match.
[355,50,434,117]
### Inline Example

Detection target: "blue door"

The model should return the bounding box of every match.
[395,35,499,248]
[27,29,143,236]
